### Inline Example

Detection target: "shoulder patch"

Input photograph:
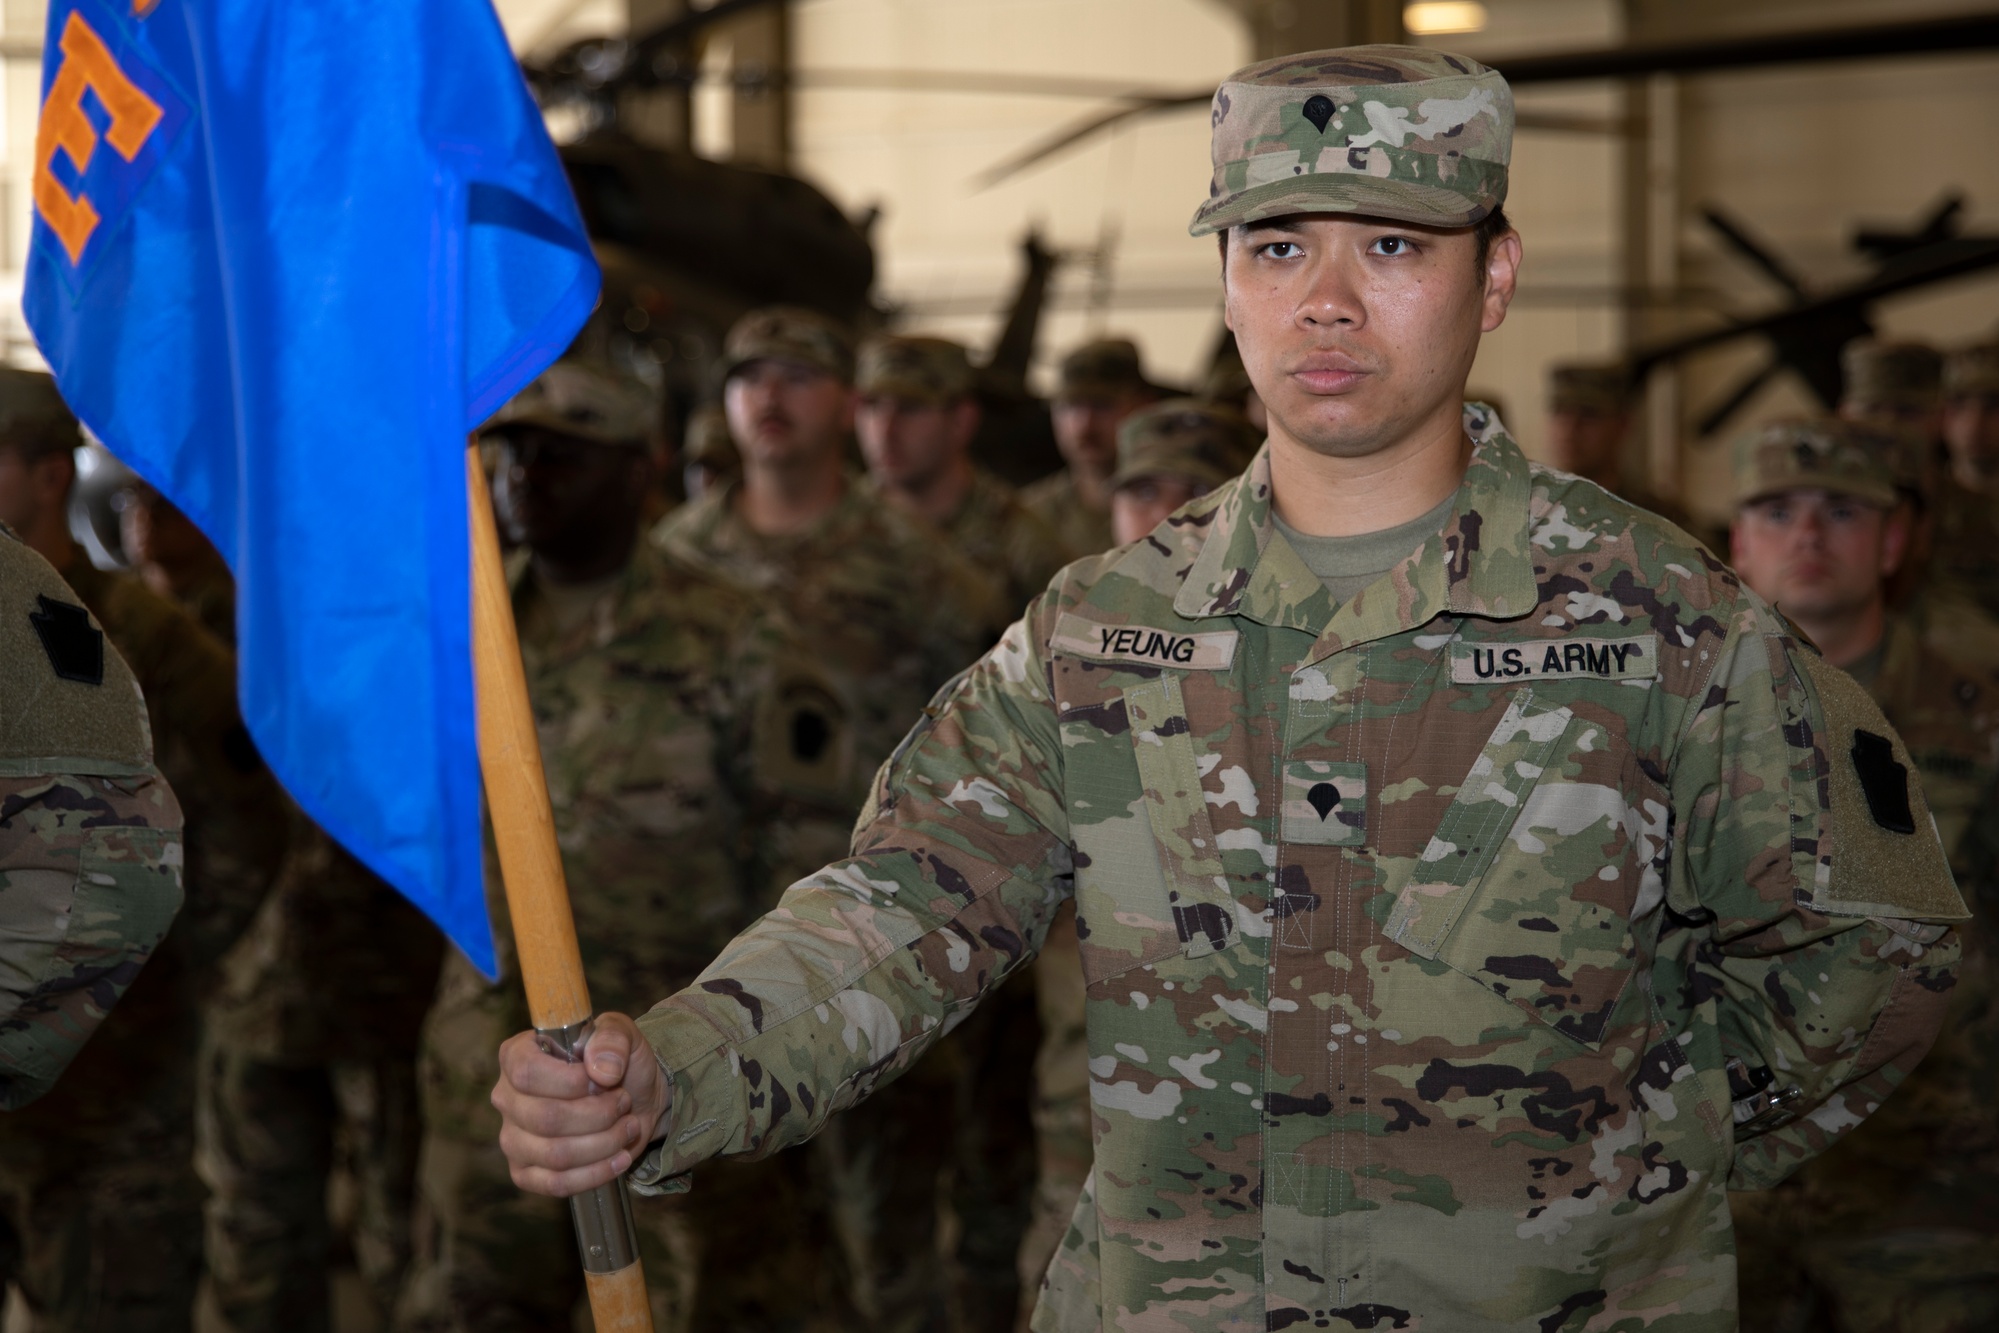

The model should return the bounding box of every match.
[0,541,149,773]
[1795,651,1968,922]
[1050,613,1238,671]
[1449,633,1659,684]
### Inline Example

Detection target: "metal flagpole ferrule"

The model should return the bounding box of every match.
[535,1018,644,1275]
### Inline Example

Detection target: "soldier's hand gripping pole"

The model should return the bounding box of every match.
[467,446,655,1333]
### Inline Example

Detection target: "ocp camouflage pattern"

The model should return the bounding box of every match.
[408,541,856,1332]
[1734,613,1999,1332]
[1191,46,1513,236]
[628,408,1961,1332]
[0,528,183,1110]
[653,475,1008,830]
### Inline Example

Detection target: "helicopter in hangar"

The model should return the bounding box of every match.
[71,5,1999,562]
[520,0,1076,489]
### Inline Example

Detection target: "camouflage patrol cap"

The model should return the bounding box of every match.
[1548,362,1631,415]
[857,335,976,403]
[1841,339,1943,412]
[1733,418,1900,510]
[1944,343,1999,397]
[1112,399,1260,492]
[487,360,656,446]
[1190,45,1512,237]
[718,306,855,386]
[1057,339,1147,402]
[0,368,79,461]
[682,404,739,469]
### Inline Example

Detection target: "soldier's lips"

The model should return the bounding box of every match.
[1286,355,1371,395]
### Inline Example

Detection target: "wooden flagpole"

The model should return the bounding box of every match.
[467,445,654,1332]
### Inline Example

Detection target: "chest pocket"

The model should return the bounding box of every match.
[1068,673,1237,984]
[1384,691,1647,1049]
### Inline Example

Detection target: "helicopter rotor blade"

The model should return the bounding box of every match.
[1632,234,1999,374]
[1694,358,1784,438]
[1700,206,1809,301]
[967,11,1999,193]
[970,93,1207,190]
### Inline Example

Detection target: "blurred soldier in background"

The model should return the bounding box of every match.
[0,368,288,1331]
[1019,338,1158,560]
[1014,396,1258,1327]
[1542,361,1696,531]
[117,481,235,644]
[188,564,444,1324]
[654,306,1002,857]
[680,403,739,505]
[1727,417,1999,1332]
[1838,339,1943,587]
[1836,339,1999,663]
[1840,339,1945,465]
[657,308,1023,1332]
[1933,342,1999,621]
[84,419,447,1333]
[1106,399,1259,548]
[0,525,185,1112]
[1542,363,1631,489]
[401,360,851,1332]
[857,333,1067,614]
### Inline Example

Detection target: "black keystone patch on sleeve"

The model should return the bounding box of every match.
[29,594,103,685]
[1850,730,1916,835]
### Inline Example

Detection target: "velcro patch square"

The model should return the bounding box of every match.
[1282,760,1365,847]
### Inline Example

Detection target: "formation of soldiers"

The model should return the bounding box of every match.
[2,35,1997,1333]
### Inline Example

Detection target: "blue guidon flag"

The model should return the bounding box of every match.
[23,0,602,975]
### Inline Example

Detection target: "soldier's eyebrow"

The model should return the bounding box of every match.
[1240,219,1305,240]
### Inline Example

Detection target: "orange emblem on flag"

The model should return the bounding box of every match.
[33,11,165,266]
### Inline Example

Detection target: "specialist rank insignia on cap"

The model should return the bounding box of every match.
[1450,634,1659,683]
[1190,45,1513,237]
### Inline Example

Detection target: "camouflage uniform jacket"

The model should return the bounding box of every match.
[653,474,1004,819]
[0,529,184,1109]
[428,543,854,1138]
[627,411,1965,1331]
[1752,615,1999,1236]
[1020,469,1116,563]
[869,469,1070,620]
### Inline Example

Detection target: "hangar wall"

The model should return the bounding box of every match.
[0,0,1990,520]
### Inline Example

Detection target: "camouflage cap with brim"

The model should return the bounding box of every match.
[1057,338,1147,401]
[858,335,976,403]
[1733,418,1901,510]
[1841,339,1943,412]
[487,360,657,447]
[1112,398,1260,492]
[1548,362,1632,415]
[1190,45,1512,238]
[719,306,855,387]
[0,368,79,460]
[1945,343,1999,397]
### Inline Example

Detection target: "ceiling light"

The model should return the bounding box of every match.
[1405,2,1489,36]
